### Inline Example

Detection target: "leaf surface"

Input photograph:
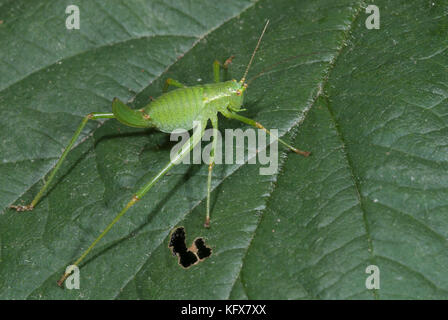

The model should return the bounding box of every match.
[0,0,447,299]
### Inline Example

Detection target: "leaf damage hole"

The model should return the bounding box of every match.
[193,238,212,260]
[168,227,212,268]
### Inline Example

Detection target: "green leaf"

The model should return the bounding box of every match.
[1,0,447,299]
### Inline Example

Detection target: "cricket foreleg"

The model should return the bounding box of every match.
[205,116,218,228]
[10,112,115,212]
[57,120,207,286]
[225,112,310,157]
[213,56,234,83]
[163,78,186,93]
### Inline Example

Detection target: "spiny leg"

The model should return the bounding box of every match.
[57,120,207,286]
[10,112,115,212]
[213,56,235,83]
[205,116,218,228]
[163,78,186,93]
[225,112,310,157]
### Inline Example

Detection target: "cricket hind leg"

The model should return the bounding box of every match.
[10,112,115,212]
[205,116,219,227]
[225,112,310,157]
[213,56,235,83]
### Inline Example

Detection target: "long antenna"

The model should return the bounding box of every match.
[246,50,334,86]
[240,19,269,84]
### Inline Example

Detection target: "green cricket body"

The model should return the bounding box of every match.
[112,79,245,132]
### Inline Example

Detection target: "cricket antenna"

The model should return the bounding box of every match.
[240,19,269,85]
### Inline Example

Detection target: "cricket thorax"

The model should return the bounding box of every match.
[202,80,245,113]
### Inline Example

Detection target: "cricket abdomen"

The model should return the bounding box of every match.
[142,80,241,133]
[145,86,206,133]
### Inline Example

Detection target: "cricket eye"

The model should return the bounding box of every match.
[236,90,242,96]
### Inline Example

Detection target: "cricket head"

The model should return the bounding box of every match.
[226,79,246,112]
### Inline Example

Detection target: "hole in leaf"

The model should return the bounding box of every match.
[193,238,212,260]
[168,227,212,269]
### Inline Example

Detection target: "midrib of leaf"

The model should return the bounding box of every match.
[324,95,379,300]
